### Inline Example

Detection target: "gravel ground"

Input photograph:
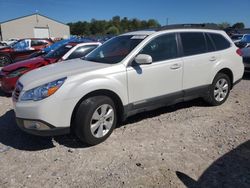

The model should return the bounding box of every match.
[0,75,249,188]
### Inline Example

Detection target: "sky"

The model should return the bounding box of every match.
[0,0,250,27]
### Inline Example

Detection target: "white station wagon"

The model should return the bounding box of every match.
[13,24,244,145]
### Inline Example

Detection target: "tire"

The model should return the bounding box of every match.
[204,73,231,106]
[0,55,12,67]
[73,96,117,146]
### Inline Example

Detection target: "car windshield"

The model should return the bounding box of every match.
[231,35,243,40]
[12,40,30,51]
[84,35,145,64]
[44,44,74,59]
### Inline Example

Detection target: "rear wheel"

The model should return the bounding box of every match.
[0,55,12,67]
[74,96,117,146]
[204,73,231,106]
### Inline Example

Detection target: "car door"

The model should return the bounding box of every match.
[126,33,183,108]
[180,32,221,91]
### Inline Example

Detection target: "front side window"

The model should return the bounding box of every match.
[180,32,206,56]
[139,33,178,62]
[67,45,98,60]
[84,35,145,64]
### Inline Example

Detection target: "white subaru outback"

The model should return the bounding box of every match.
[13,25,244,145]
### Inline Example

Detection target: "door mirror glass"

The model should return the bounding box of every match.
[135,54,152,65]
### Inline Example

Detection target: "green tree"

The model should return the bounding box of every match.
[232,22,245,29]
[106,26,119,35]
[217,22,231,29]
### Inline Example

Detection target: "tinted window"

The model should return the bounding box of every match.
[180,32,206,56]
[209,33,231,50]
[31,40,48,46]
[205,33,216,52]
[140,33,178,62]
[67,45,98,60]
[45,44,73,59]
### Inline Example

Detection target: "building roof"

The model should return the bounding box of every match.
[0,13,68,26]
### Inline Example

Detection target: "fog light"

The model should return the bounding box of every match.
[23,120,51,130]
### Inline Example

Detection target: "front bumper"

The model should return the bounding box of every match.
[16,118,70,136]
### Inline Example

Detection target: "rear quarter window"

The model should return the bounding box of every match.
[209,33,231,51]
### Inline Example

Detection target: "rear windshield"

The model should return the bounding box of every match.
[44,44,73,59]
[84,35,145,64]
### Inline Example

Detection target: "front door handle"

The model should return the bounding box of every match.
[170,63,181,70]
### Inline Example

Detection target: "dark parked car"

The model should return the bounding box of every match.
[0,38,53,66]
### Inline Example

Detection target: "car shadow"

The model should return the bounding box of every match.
[176,140,250,188]
[121,98,208,126]
[0,110,55,151]
[0,110,88,151]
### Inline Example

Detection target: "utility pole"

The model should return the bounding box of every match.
[166,18,169,25]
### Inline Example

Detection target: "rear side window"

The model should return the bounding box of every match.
[180,32,206,56]
[209,33,231,50]
[205,33,216,52]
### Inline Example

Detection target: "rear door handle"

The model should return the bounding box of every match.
[170,63,181,70]
[209,56,217,61]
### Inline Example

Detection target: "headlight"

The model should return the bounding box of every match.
[7,68,28,78]
[21,77,66,101]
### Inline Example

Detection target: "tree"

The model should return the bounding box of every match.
[232,22,245,29]
[106,26,119,35]
[217,22,231,29]
[67,17,162,36]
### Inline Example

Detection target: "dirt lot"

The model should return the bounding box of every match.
[0,75,249,188]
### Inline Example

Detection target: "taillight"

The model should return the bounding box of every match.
[236,48,243,56]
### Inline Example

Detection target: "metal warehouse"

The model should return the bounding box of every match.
[0,13,70,40]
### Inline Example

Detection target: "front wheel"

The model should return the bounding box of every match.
[204,73,231,106]
[0,55,12,67]
[73,96,117,146]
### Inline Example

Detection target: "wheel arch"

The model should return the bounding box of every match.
[216,68,234,89]
[70,89,125,130]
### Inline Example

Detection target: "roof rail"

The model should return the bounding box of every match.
[156,23,220,31]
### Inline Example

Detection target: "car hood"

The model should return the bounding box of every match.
[2,57,55,72]
[19,58,112,90]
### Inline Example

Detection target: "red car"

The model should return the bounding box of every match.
[0,41,101,93]
[0,38,53,67]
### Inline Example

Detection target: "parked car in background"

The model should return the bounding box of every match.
[0,38,19,46]
[232,34,250,48]
[12,25,244,145]
[0,38,53,67]
[0,41,101,93]
[28,37,96,59]
[241,47,250,73]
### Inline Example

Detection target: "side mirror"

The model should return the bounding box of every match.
[134,54,152,65]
